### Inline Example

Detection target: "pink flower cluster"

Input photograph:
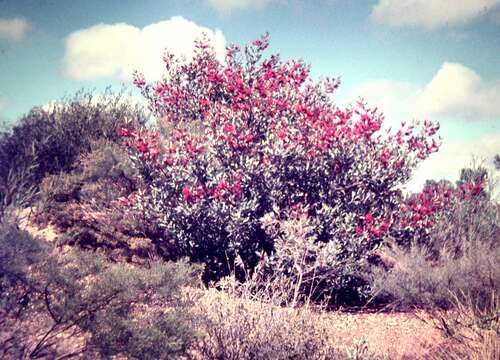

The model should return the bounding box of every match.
[120,34,442,249]
[355,212,391,238]
[398,179,485,231]
[118,127,161,159]
[182,177,243,202]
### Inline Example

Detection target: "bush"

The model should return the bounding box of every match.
[120,34,440,305]
[0,88,148,203]
[192,275,383,360]
[372,166,500,309]
[371,241,499,309]
[52,254,202,360]
[393,165,498,253]
[194,289,337,359]
[33,140,160,263]
[0,214,201,359]
[35,140,138,225]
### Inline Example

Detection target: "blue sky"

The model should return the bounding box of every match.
[1,0,500,190]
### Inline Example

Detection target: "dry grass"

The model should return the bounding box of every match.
[20,218,445,360]
[20,215,496,360]
[189,274,444,360]
[421,292,499,360]
[192,286,344,359]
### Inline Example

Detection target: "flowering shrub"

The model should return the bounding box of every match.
[394,166,491,253]
[121,34,440,302]
[372,166,499,309]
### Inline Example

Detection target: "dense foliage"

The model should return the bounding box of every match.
[0,88,148,218]
[121,35,440,304]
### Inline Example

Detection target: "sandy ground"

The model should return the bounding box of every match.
[322,311,444,359]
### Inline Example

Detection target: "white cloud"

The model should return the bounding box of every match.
[344,63,500,191]
[371,0,500,29]
[349,62,500,122]
[0,97,8,124]
[349,79,420,127]
[63,16,226,81]
[206,0,274,14]
[415,63,500,119]
[406,133,500,192]
[0,17,30,41]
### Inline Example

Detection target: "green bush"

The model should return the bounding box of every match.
[0,88,148,207]
[33,140,159,263]
[35,140,138,224]
[46,253,202,359]
[0,214,201,359]
[371,241,499,309]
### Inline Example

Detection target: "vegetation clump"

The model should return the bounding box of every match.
[120,34,440,306]
[0,35,498,359]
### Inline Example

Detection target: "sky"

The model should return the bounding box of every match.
[1,0,500,191]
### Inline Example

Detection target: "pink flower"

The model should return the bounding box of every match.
[368,225,383,238]
[182,187,192,201]
[224,124,235,134]
[194,185,205,199]
[231,183,242,196]
[217,180,229,190]
[276,128,287,140]
[379,220,390,233]
[164,157,174,166]
[380,150,391,166]
[133,74,146,87]
[136,141,149,153]
[252,32,270,51]
[364,212,373,224]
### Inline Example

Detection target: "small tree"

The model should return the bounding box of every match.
[121,34,439,304]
